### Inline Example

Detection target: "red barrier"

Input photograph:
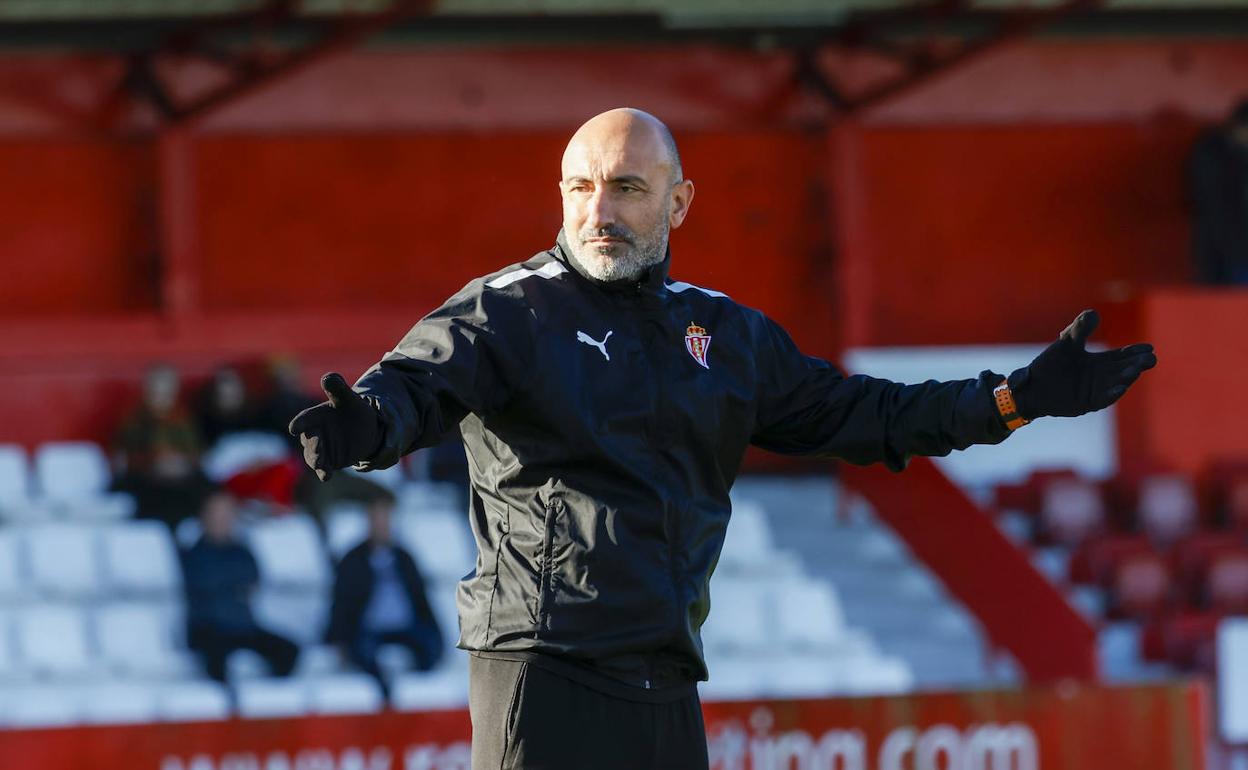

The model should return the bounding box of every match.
[0,681,1208,770]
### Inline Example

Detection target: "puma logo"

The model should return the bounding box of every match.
[576,330,613,361]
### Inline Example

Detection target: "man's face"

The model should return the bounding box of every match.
[559,112,693,282]
[201,493,237,542]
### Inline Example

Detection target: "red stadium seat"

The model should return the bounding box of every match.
[1069,534,1156,586]
[1206,548,1248,614]
[1170,531,1247,606]
[1141,611,1222,673]
[1109,551,1172,620]
[1038,476,1107,547]
[1137,474,1199,547]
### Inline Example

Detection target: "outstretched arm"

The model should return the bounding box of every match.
[750,308,1155,472]
[289,280,537,479]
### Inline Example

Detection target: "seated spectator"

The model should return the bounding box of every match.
[326,492,443,695]
[255,354,317,450]
[195,366,260,449]
[182,491,299,682]
[111,362,215,528]
[1187,97,1248,285]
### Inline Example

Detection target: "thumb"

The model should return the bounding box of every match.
[1060,309,1100,349]
[320,372,358,408]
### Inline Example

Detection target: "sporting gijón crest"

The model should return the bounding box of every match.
[684,322,711,369]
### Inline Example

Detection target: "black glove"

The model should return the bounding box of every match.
[1009,309,1157,420]
[288,373,383,481]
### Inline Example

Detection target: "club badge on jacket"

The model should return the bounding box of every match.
[685,322,711,369]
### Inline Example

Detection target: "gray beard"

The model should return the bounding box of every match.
[568,220,669,283]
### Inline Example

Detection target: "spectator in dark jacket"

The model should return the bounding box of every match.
[112,362,215,528]
[1188,98,1248,285]
[326,492,443,694]
[182,491,299,682]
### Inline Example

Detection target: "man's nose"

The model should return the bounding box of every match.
[584,189,614,230]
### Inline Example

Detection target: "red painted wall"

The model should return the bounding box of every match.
[0,138,156,316]
[193,130,832,352]
[836,120,1198,347]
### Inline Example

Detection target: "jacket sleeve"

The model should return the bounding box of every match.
[749,312,1012,471]
[352,280,538,471]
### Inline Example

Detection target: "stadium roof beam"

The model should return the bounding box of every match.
[798,0,1106,115]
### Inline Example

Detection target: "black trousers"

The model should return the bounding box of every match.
[468,655,709,770]
[189,625,299,682]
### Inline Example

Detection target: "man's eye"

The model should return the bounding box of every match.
[619,186,637,193]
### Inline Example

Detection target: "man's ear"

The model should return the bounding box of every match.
[669,179,695,229]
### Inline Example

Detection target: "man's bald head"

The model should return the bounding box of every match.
[559,108,694,283]
[562,108,683,185]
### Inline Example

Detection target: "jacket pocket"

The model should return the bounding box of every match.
[536,499,562,631]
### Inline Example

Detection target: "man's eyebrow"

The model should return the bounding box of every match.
[562,175,651,188]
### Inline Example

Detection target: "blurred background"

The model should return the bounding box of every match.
[0,0,1245,768]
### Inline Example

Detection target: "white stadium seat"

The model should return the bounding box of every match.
[79,681,161,724]
[390,667,470,711]
[325,504,369,561]
[700,578,772,652]
[33,441,135,519]
[201,431,291,483]
[0,529,26,601]
[34,441,110,502]
[776,581,847,650]
[0,610,18,681]
[95,602,198,679]
[157,680,232,722]
[0,444,32,514]
[15,605,93,678]
[100,520,182,596]
[397,509,475,581]
[25,523,100,598]
[235,678,310,718]
[307,674,384,715]
[252,587,328,646]
[247,513,330,588]
[0,684,82,728]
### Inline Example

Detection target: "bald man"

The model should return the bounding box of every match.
[291,108,1155,768]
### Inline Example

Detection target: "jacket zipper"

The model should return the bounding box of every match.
[536,500,559,632]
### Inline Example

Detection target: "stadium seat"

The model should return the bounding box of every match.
[0,610,17,682]
[252,587,328,646]
[79,682,161,724]
[235,678,310,718]
[0,685,81,728]
[1069,534,1158,586]
[1110,551,1172,619]
[398,480,461,512]
[157,680,232,722]
[325,503,369,561]
[201,431,291,482]
[697,655,769,702]
[838,654,914,695]
[94,601,199,679]
[775,581,846,651]
[700,577,772,652]
[14,605,93,678]
[247,513,330,588]
[24,523,100,598]
[1138,474,1199,546]
[1142,611,1221,672]
[100,520,182,597]
[0,528,26,601]
[307,673,385,715]
[0,443,33,517]
[294,644,343,678]
[717,501,778,574]
[397,509,475,581]
[761,653,846,699]
[390,667,469,711]
[1207,548,1248,614]
[33,441,134,519]
[1039,476,1106,546]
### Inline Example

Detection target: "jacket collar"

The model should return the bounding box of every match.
[554,229,671,296]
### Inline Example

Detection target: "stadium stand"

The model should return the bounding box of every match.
[11,433,1240,726]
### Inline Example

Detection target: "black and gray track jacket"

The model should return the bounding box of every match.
[353,230,1012,688]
